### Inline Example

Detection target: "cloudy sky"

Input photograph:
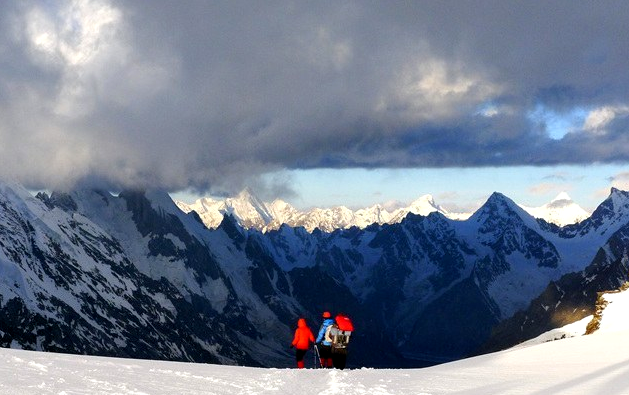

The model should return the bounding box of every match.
[1,1,629,212]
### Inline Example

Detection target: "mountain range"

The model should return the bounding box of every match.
[0,180,627,368]
[175,190,590,232]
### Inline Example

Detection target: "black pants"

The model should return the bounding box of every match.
[317,344,332,359]
[332,347,348,370]
[295,348,307,362]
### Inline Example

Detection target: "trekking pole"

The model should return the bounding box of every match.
[313,344,320,369]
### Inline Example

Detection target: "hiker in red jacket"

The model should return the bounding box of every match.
[291,317,315,368]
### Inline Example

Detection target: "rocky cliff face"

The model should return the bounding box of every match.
[0,185,265,365]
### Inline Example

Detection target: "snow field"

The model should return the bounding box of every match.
[597,290,629,334]
[2,327,629,395]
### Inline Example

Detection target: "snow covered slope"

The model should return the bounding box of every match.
[6,274,629,394]
[2,325,629,394]
[511,280,629,350]
[585,282,629,334]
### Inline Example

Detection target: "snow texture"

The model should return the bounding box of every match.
[1,327,629,394]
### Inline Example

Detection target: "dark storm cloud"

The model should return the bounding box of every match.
[1,0,629,194]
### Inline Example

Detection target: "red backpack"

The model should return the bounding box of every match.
[325,314,354,350]
[335,314,354,331]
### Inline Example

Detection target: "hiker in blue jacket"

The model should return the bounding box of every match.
[315,311,335,368]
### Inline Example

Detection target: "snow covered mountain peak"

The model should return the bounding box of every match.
[551,191,572,203]
[234,187,264,207]
[579,188,629,234]
[472,192,523,221]
[467,192,545,243]
[520,192,590,227]
[174,188,273,230]
[407,194,445,215]
[608,187,629,212]
[224,189,272,225]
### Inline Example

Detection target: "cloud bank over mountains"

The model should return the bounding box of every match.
[1,1,629,194]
